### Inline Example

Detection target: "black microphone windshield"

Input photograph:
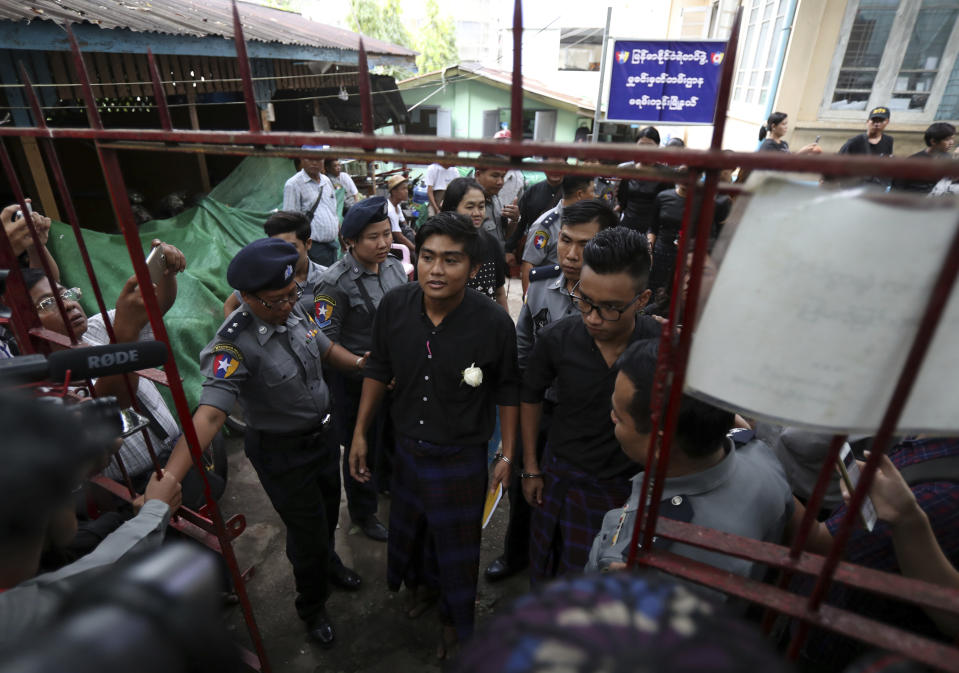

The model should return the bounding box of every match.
[47,341,169,381]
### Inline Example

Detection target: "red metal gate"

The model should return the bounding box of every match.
[2,3,959,671]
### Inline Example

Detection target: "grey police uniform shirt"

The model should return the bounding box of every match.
[586,435,794,584]
[517,267,576,369]
[482,194,506,245]
[232,259,326,320]
[313,252,407,355]
[198,302,332,434]
[521,202,563,267]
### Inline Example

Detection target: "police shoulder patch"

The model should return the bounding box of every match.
[218,310,253,338]
[211,342,244,362]
[314,294,336,328]
[532,229,550,250]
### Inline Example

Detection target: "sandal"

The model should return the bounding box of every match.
[436,624,459,661]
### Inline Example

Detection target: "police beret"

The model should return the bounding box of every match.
[227,238,299,293]
[341,195,390,240]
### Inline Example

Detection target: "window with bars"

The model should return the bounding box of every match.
[731,0,788,107]
[824,0,959,120]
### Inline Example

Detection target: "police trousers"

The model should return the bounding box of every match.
[331,372,386,520]
[244,421,343,622]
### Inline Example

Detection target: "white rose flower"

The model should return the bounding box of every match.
[462,363,483,387]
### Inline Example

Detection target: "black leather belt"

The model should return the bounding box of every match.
[258,412,331,439]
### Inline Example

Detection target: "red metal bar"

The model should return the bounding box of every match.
[641,549,959,673]
[1,125,957,182]
[510,0,523,143]
[789,213,959,659]
[231,0,262,133]
[358,39,374,138]
[147,49,173,132]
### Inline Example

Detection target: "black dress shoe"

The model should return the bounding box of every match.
[355,515,388,542]
[484,556,526,582]
[330,564,362,591]
[307,610,335,648]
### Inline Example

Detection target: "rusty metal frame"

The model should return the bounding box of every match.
[2,2,959,671]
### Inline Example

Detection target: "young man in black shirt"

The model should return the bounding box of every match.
[520,227,660,585]
[349,212,520,657]
[837,106,894,187]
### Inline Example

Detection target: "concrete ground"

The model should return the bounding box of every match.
[221,279,532,673]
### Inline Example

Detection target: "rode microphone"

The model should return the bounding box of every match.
[0,341,169,384]
[47,341,168,381]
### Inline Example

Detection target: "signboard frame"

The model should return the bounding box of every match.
[603,38,729,126]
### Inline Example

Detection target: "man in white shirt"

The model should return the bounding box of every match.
[325,158,360,211]
[424,162,461,216]
[283,147,340,266]
[385,174,415,253]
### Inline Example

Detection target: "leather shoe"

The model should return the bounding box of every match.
[484,556,525,582]
[330,564,362,591]
[307,609,335,648]
[355,515,388,542]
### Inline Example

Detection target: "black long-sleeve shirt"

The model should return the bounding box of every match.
[521,315,661,478]
[365,282,520,446]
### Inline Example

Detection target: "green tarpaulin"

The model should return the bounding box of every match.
[47,156,296,408]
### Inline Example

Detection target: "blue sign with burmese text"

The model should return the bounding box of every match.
[606,40,727,124]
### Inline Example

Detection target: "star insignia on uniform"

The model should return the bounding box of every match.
[227,328,233,333]
[232,322,238,327]
[216,358,231,373]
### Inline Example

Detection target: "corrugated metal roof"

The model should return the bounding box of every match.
[0,0,416,58]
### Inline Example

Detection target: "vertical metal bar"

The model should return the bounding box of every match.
[65,24,103,130]
[18,62,47,130]
[630,7,742,556]
[358,39,374,138]
[591,7,612,143]
[788,216,959,659]
[0,139,78,346]
[231,0,262,133]
[147,49,173,132]
[510,0,523,142]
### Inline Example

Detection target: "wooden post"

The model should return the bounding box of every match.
[185,87,212,193]
[19,137,61,221]
[260,107,272,132]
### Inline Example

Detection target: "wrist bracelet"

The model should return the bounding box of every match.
[520,472,542,479]
[493,452,512,465]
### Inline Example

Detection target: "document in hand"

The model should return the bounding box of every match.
[686,177,959,434]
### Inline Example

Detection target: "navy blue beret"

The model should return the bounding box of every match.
[227,238,300,293]
[341,196,390,240]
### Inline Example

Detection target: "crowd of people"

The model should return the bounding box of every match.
[1,118,958,673]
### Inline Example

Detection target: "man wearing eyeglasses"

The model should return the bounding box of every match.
[485,199,616,583]
[164,238,369,648]
[520,227,661,585]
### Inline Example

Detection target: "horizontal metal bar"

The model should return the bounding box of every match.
[640,549,959,673]
[652,516,959,618]
[1,126,957,181]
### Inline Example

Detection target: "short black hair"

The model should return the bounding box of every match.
[20,268,48,293]
[416,212,483,266]
[475,154,508,174]
[636,126,661,145]
[618,340,734,459]
[561,199,618,231]
[582,227,651,291]
[441,177,486,212]
[925,122,956,147]
[561,174,594,197]
[263,211,311,243]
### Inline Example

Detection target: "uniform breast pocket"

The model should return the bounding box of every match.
[262,356,299,388]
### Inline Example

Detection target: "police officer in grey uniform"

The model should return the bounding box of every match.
[519,174,597,294]
[163,238,367,647]
[315,196,408,542]
[222,210,326,319]
[486,199,618,582]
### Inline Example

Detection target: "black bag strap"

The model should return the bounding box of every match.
[900,455,959,487]
[352,274,378,316]
[304,184,324,221]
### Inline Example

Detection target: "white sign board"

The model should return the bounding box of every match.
[686,178,959,433]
